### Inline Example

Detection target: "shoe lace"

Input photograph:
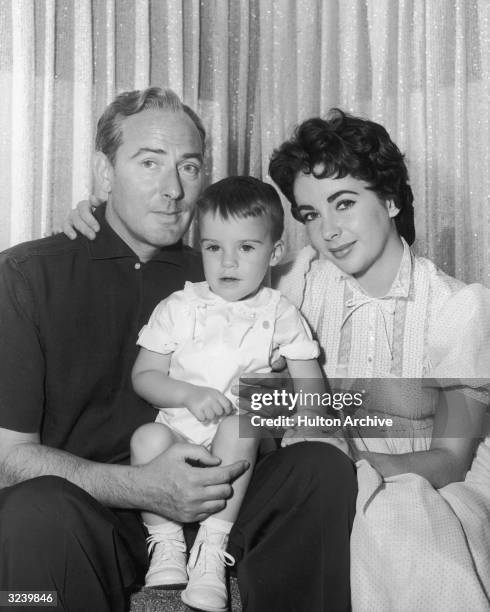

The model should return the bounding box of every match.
[187,539,235,575]
[146,533,187,561]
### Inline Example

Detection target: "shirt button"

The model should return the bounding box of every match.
[367,356,373,363]
[134,262,141,270]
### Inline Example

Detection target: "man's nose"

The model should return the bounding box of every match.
[321,213,341,241]
[160,167,183,200]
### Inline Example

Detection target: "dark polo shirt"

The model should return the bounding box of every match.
[0,205,203,463]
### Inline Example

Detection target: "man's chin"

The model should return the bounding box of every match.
[149,228,186,248]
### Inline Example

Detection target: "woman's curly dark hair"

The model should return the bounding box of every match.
[269,109,415,245]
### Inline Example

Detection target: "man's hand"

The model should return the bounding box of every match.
[62,195,103,240]
[184,386,234,423]
[134,443,249,522]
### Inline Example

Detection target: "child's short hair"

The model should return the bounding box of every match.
[197,176,284,242]
[269,109,415,245]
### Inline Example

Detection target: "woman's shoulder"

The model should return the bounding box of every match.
[419,256,490,384]
[413,253,489,313]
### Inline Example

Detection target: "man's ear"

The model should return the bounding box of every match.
[269,240,285,267]
[386,199,400,218]
[93,151,114,197]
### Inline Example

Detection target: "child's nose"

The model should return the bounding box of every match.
[222,251,238,267]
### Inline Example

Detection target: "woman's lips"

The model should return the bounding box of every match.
[328,241,356,258]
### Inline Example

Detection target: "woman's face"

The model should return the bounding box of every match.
[293,172,403,291]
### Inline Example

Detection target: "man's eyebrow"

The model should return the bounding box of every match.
[130,148,203,162]
[181,152,204,162]
[131,147,166,159]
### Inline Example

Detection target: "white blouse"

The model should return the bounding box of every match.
[274,240,490,453]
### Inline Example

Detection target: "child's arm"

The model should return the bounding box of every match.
[281,358,351,456]
[132,347,234,423]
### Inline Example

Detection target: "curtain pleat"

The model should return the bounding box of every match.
[10,0,35,244]
[40,0,55,237]
[72,0,93,208]
[0,0,488,286]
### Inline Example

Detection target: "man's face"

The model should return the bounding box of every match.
[104,108,204,261]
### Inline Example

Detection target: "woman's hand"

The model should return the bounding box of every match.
[63,195,103,240]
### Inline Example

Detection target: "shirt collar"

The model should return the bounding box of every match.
[188,281,270,309]
[86,203,188,265]
[336,237,413,299]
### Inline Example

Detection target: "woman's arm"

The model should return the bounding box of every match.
[132,347,233,423]
[356,389,487,488]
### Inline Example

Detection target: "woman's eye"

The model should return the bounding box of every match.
[204,244,220,252]
[336,199,355,210]
[302,211,320,223]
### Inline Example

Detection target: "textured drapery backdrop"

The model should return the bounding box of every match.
[0,0,489,285]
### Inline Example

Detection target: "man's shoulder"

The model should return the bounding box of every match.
[181,244,204,279]
[0,233,86,268]
[181,244,201,261]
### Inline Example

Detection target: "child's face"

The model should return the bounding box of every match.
[199,211,283,301]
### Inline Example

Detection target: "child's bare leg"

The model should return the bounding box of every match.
[210,414,263,522]
[131,421,188,588]
[130,421,184,526]
[182,414,264,610]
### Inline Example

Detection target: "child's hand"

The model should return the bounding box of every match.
[184,385,234,424]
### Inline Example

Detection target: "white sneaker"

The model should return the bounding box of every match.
[181,528,235,612]
[145,530,188,589]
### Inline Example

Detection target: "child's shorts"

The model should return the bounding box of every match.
[155,407,221,448]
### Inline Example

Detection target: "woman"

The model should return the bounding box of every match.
[269,109,490,611]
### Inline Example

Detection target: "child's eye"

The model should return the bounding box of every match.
[240,244,255,252]
[336,199,355,210]
[302,211,320,223]
[204,244,220,252]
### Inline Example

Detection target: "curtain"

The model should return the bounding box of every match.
[0,0,488,286]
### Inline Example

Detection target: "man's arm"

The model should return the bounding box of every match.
[0,426,248,523]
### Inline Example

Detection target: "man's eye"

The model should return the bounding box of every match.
[180,163,201,177]
[301,211,320,223]
[336,199,355,210]
[141,159,157,169]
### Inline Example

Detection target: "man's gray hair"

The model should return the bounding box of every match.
[95,87,206,164]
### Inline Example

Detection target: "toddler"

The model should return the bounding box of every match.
[130,176,324,612]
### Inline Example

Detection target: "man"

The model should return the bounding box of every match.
[0,88,356,612]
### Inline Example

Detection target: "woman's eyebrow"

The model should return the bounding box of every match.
[297,204,315,211]
[326,189,358,202]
